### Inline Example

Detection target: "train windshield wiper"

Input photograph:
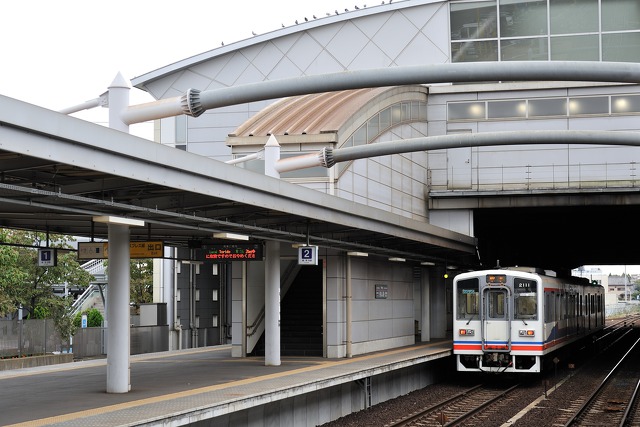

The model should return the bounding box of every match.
[466,313,476,325]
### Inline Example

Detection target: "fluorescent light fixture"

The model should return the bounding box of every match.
[421,261,436,266]
[213,232,249,241]
[447,265,458,270]
[92,216,145,227]
[388,257,405,262]
[291,243,306,248]
[347,251,368,257]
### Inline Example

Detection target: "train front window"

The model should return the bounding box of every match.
[514,278,538,320]
[456,278,479,320]
[487,291,506,319]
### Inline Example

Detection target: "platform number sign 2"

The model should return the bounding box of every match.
[298,246,318,265]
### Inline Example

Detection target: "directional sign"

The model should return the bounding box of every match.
[78,241,164,259]
[78,242,105,259]
[298,246,318,265]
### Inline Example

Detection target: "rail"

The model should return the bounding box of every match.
[565,333,640,426]
[429,161,640,194]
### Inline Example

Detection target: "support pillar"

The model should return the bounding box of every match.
[94,215,144,393]
[106,223,131,393]
[346,255,352,358]
[264,135,281,366]
[265,240,281,366]
[421,267,431,342]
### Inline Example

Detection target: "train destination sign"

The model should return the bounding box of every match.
[201,243,264,261]
[78,241,164,259]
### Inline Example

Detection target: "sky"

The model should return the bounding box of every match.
[2,0,639,275]
[0,0,361,137]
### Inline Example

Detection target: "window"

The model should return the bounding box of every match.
[550,35,599,61]
[550,0,598,35]
[450,0,640,63]
[514,278,537,319]
[602,0,640,32]
[456,278,479,320]
[528,98,567,117]
[487,290,506,318]
[488,100,527,119]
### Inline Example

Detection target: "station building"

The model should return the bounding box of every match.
[131,0,640,358]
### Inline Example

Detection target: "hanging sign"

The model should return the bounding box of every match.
[298,246,318,265]
[201,243,264,261]
[77,241,164,259]
[38,248,57,267]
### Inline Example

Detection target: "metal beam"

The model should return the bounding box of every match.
[125,61,640,123]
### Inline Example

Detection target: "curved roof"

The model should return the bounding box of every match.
[230,87,389,137]
[228,85,428,144]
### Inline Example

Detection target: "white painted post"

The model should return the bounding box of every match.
[264,135,281,366]
[108,72,130,133]
[104,73,133,393]
[106,223,131,393]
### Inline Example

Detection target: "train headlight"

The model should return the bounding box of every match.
[518,330,535,337]
[459,329,474,336]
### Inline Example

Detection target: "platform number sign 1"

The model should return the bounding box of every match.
[38,248,57,267]
[298,246,318,265]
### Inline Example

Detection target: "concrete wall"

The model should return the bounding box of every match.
[189,356,450,427]
[326,254,417,358]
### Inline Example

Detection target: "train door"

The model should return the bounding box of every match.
[482,287,511,351]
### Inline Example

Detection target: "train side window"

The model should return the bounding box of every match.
[545,292,554,323]
[514,278,537,320]
[456,278,479,320]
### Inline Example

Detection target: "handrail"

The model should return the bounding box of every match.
[245,260,300,339]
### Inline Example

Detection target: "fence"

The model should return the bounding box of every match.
[0,319,169,359]
[430,161,640,192]
[0,319,70,358]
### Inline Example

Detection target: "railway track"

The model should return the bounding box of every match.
[564,332,640,426]
[385,382,520,427]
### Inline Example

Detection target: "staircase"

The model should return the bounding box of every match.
[249,264,323,357]
[280,264,323,357]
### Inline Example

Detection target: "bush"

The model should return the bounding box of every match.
[73,308,104,327]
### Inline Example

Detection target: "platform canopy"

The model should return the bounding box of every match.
[0,94,477,266]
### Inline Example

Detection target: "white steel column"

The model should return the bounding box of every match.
[104,73,134,393]
[106,223,131,393]
[346,255,352,358]
[264,135,281,366]
[264,240,281,365]
[421,267,432,342]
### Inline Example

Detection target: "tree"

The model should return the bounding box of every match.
[103,258,154,311]
[73,308,104,328]
[129,259,154,310]
[0,228,95,337]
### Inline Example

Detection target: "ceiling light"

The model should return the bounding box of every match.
[92,216,145,227]
[213,232,249,241]
[347,251,368,257]
[388,257,405,262]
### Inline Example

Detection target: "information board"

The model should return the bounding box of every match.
[77,241,164,259]
[201,243,264,261]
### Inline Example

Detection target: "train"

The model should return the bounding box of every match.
[453,267,605,374]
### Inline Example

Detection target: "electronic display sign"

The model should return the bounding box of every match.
[201,243,264,261]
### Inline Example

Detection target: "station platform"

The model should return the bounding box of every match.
[0,340,452,427]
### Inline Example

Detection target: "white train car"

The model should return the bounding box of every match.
[453,267,604,373]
